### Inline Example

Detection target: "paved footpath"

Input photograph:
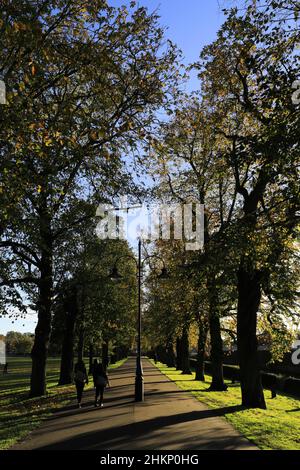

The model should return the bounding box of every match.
[13,358,257,450]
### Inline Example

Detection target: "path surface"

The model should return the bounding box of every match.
[13,358,257,450]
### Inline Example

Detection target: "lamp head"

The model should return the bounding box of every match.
[157,267,170,280]
[109,266,123,282]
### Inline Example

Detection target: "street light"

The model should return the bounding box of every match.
[109,238,169,402]
[157,266,170,280]
[109,265,123,282]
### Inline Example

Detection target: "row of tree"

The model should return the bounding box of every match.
[0,0,181,396]
[144,0,300,409]
[0,0,299,410]
[2,331,34,355]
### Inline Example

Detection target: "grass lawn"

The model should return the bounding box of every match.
[0,356,127,450]
[152,360,300,450]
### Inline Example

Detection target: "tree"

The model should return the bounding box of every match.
[0,0,181,396]
[50,221,137,385]
[5,331,34,355]
[197,0,299,407]
[144,0,299,406]
[149,95,238,390]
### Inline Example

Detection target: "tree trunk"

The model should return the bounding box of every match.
[116,345,127,361]
[156,345,165,363]
[166,341,176,367]
[176,337,182,370]
[195,320,208,381]
[30,204,53,397]
[110,347,117,365]
[237,265,266,409]
[88,343,94,374]
[209,311,227,391]
[207,274,227,391]
[181,327,192,374]
[58,287,78,385]
[102,340,109,371]
[77,327,84,362]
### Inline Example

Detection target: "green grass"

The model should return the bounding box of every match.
[152,360,300,450]
[0,356,127,450]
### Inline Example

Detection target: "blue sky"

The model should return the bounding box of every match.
[0,1,227,335]
[0,315,38,336]
[113,0,226,90]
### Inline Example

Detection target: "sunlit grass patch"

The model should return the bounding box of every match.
[0,356,127,449]
[152,360,300,450]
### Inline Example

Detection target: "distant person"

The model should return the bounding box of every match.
[74,360,88,408]
[93,359,110,407]
[3,363,8,374]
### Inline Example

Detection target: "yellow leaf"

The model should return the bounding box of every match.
[89,131,98,141]
[44,138,52,147]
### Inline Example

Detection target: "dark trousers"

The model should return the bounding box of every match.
[75,381,85,403]
[95,385,104,404]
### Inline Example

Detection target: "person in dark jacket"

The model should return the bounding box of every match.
[74,360,88,408]
[93,359,110,407]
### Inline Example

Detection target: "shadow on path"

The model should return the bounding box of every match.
[36,405,247,450]
[13,358,257,451]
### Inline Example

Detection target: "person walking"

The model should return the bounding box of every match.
[74,360,88,408]
[93,359,110,407]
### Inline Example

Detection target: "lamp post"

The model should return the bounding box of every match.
[109,238,169,402]
[135,238,143,401]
